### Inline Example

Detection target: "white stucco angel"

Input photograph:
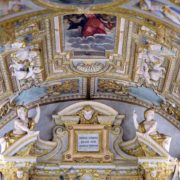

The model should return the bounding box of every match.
[138,61,165,85]
[11,38,25,49]
[138,61,151,84]
[10,59,42,81]
[82,107,94,121]
[9,59,27,72]
[133,108,172,152]
[9,48,42,82]
[0,105,41,153]
[15,49,38,62]
[147,53,165,80]
[13,105,40,136]
[137,48,166,85]
[12,66,42,81]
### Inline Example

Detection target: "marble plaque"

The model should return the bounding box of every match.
[77,133,99,152]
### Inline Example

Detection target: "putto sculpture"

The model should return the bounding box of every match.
[9,48,43,90]
[13,105,40,135]
[0,105,40,153]
[135,41,176,86]
[77,105,99,124]
[10,49,42,81]
[133,108,172,152]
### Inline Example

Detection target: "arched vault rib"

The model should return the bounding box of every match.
[0,77,179,130]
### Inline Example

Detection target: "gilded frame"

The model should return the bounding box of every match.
[63,124,113,162]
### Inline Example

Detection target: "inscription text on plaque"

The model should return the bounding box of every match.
[77,134,99,152]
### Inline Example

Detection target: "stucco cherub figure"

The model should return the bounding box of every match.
[133,108,172,152]
[13,105,40,136]
[77,105,99,124]
[0,105,40,153]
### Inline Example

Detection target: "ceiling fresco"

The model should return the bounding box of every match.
[45,0,113,5]
[63,14,116,56]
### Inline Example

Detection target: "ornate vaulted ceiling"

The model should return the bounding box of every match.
[0,0,179,130]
